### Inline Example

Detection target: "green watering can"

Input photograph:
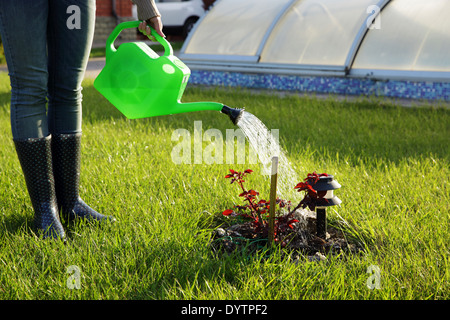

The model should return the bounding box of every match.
[94,21,242,124]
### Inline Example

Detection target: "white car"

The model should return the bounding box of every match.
[136,0,206,37]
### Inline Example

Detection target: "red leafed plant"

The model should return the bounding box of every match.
[222,169,329,243]
[223,169,263,223]
[294,171,329,211]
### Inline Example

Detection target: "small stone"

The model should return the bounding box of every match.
[215,228,226,238]
[307,252,327,262]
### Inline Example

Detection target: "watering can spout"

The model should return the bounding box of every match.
[174,102,243,126]
[221,105,244,125]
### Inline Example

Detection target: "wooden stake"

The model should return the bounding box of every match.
[268,156,278,245]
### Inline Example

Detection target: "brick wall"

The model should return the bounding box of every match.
[96,0,113,16]
[94,0,136,46]
[202,0,216,10]
[96,0,133,18]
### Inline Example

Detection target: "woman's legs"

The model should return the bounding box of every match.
[0,0,95,137]
[0,0,112,237]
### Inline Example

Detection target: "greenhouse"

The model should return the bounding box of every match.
[179,0,450,101]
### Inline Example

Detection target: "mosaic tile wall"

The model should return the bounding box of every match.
[190,70,450,102]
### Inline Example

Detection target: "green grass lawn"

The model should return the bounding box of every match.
[0,72,448,300]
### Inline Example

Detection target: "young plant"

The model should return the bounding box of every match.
[222,169,264,226]
[222,169,329,243]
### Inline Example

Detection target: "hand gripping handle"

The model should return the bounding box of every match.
[105,20,173,59]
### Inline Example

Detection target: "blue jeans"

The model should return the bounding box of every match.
[0,0,95,139]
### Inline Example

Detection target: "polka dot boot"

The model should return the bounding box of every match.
[14,135,66,240]
[52,133,115,222]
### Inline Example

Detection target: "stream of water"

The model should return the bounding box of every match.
[236,111,301,203]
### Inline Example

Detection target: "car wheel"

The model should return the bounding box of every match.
[183,17,199,38]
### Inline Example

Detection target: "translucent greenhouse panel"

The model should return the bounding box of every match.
[352,0,450,72]
[260,0,379,66]
[182,0,292,57]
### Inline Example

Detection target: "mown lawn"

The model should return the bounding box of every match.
[0,72,448,300]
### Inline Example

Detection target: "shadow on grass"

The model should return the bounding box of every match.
[0,210,33,238]
[124,239,266,299]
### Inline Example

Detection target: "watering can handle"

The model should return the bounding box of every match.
[106,20,173,59]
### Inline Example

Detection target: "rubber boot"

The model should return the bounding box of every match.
[14,135,66,240]
[51,133,115,222]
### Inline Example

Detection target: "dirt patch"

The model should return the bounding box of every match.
[210,209,363,261]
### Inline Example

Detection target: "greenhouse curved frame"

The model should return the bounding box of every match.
[179,0,450,101]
